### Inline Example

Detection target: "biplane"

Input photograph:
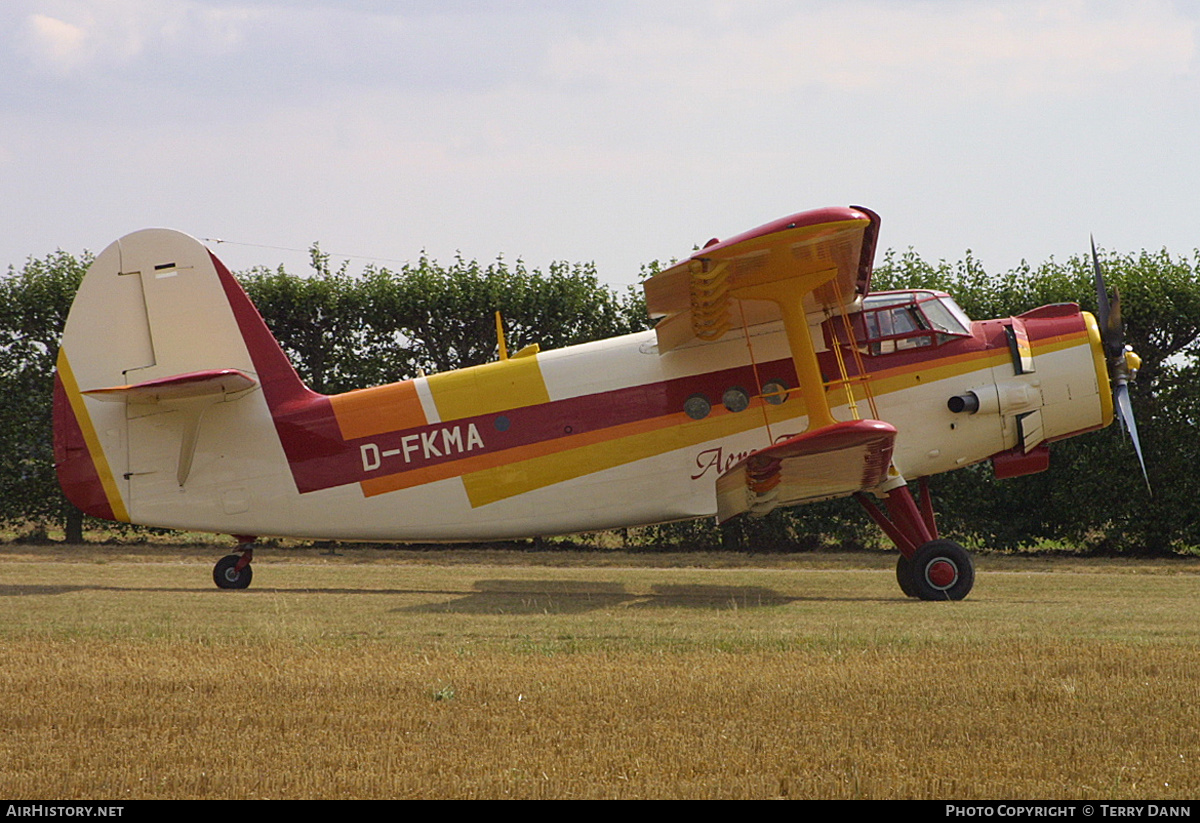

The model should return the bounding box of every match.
[52,206,1143,599]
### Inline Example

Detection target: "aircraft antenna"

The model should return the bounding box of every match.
[494,311,509,361]
[201,237,413,267]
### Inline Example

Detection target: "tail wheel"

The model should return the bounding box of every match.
[213,554,253,590]
[908,539,974,601]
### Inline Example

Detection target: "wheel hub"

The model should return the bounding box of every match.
[926,559,958,589]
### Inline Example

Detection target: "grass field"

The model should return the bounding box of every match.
[0,544,1197,799]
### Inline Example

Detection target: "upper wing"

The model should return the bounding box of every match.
[643,206,879,353]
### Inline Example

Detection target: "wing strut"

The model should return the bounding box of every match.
[825,269,880,421]
[732,276,839,431]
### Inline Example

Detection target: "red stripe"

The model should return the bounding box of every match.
[52,373,116,520]
[344,358,800,493]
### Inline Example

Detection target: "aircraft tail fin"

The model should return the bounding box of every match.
[54,229,313,523]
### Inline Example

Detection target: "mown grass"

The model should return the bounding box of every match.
[0,545,1197,799]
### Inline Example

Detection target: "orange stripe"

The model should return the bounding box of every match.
[360,410,693,497]
[329,381,426,440]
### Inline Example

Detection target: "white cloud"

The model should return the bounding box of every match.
[545,1,1196,102]
[24,13,89,75]
[18,1,264,77]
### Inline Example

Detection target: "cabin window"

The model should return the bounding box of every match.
[856,291,971,355]
[761,380,789,405]
[722,387,750,413]
[684,394,712,420]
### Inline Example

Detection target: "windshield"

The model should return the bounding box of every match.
[863,291,971,334]
[856,291,971,354]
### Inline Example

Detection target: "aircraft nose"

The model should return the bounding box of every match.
[1123,347,1142,380]
[1082,311,1115,429]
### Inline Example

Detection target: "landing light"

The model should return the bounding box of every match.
[947,392,980,414]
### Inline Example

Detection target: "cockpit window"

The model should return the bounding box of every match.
[919,294,972,334]
[857,291,971,354]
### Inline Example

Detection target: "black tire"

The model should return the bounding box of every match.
[896,554,918,598]
[909,539,974,601]
[213,554,253,590]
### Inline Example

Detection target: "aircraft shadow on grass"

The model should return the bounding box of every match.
[0,579,898,611]
[398,580,888,615]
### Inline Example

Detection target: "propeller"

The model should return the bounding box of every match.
[1091,237,1150,493]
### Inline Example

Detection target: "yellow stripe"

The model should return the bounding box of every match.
[1082,312,1114,428]
[56,349,129,522]
[461,399,801,507]
[426,355,550,422]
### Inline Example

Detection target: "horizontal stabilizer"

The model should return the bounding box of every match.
[716,419,896,522]
[83,369,258,403]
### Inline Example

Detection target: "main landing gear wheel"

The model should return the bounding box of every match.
[904,540,974,601]
[213,553,253,590]
[895,554,918,598]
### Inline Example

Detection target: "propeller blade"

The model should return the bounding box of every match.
[1105,289,1126,358]
[1106,286,1122,336]
[1114,383,1151,494]
[1091,235,1111,328]
[1091,237,1126,358]
[1093,235,1149,494]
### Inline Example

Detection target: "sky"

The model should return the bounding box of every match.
[3,0,1198,288]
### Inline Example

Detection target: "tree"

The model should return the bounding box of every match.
[244,246,651,388]
[240,245,383,394]
[360,253,649,377]
[0,251,89,540]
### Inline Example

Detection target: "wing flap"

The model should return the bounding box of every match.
[715,419,896,522]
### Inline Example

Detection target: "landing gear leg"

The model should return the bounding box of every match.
[213,538,255,590]
[855,479,974,601]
